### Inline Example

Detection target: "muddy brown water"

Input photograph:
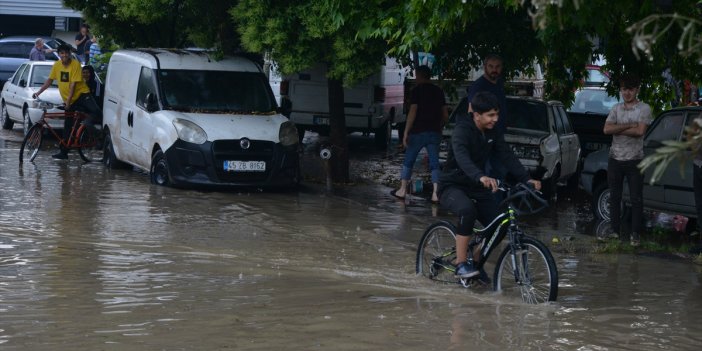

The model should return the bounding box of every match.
[1,133,701,350]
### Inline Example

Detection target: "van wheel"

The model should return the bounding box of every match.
[374,121,390,150]
[1,101,14,130]
[103,132,128,169]
[593,182,611,220]
[150,150,171,186]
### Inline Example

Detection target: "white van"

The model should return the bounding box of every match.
[268,57,407,148]
[102,49,300,188]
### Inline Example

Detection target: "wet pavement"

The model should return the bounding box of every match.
[1,127,701,350]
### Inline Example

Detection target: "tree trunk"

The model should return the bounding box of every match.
[327,77,349,182]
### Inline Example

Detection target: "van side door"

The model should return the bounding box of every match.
[132,66,159,168]
[105,60,140,164]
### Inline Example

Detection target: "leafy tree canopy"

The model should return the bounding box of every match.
[63,0,240,54]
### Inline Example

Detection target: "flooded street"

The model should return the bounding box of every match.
[1,132,701,350]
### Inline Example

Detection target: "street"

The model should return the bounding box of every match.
[1,127,701,350]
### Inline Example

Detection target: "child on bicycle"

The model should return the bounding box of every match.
[439,92,541,279]
[32,43,102,159]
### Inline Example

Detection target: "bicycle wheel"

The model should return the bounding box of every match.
[493,236,558,304]
[416,221,458,282]
[19,124,44,163]
[78,127,105,163]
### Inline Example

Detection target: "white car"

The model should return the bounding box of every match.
[1,61,64,134]
[102,49,301,188]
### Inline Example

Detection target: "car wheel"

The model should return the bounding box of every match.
[22,108,32,135]
[103,132,128,169]
[374,120,390,150]
[1,101,14,130]
[150,149,170,186]
[593,182,611,220]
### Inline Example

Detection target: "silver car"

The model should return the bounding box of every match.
[581,106,702,221]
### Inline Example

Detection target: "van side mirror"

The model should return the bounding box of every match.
[19,79,26,88]
[145,93,159,113]
[278,97,292,117]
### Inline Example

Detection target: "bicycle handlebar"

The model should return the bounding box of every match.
[498,181,549,215]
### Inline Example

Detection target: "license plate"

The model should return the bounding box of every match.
[585,142,606,151]
[313,116,329,125]
[223,160,266,172]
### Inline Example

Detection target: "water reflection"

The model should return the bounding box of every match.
[0,140,701,350]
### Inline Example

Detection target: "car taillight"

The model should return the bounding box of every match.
[280,80,290,96]
[374,86,385,102]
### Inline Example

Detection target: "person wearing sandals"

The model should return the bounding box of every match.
[391,65,448,203]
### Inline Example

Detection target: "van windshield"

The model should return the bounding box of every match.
[158,70,275,114]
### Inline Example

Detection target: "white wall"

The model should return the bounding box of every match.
[0,0,82,18]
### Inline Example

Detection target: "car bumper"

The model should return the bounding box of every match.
[28,107,64,130]
[163,139,300,188]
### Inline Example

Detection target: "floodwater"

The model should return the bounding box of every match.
[1,134,701,350]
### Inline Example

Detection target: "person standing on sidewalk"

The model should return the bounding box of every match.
[602,74,652,246]
[391,65,448,203]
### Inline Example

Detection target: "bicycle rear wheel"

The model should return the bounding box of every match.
[78,127,105,163]
[493,236,558,304]
[19,124,43,163]
[416,221,458,282]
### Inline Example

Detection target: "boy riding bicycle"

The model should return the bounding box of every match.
[32,43,102,159]
[439,92,541,279]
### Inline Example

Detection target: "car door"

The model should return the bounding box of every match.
[659,111,699,215]
[551,105,577,179]
[4,63,28,121]
[132,66,159,168]
[555,105,580,176]
[640,111,685,209]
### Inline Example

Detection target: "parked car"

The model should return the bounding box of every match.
[1,61,64,134]
[567,87,619,157]
[102,49,300,188]
[0,36,68,89]
[584,64,610,87]
[581,106,702,221]
[443,96,581,199]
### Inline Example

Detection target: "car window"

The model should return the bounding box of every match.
[505,99,549,132]
[587,69,609,84]
[136,67,157,110]
[11,64,27,85]
[18,64,30,87]
[647,113,684,144]
[31,65,57,88]
[0,42,27,58]
[569,89,619,114]
[557,106,573,134]
[159,69,276,113]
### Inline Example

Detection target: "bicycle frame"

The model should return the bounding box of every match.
[36,111,91,149]
[470,206,519,269]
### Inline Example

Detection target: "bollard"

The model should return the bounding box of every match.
[320,147,332,192]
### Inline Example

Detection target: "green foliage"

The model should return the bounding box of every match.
[63,0,240,53]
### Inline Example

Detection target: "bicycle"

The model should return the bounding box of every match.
[415,182,559,304]
[19,100,104,164]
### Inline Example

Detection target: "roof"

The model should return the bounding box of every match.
[112,49,262,72]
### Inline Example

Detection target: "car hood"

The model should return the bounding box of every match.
[504,127,548,145]
[155,111,288,142]
[36,89,63,105]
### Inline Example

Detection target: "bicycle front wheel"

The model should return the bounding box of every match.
[19,124,43,163]
[493,236,558,304]
[416,221,457,282]
[78,127,105,163]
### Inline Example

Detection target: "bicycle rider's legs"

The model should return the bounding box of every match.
[70,93,102,127]
[440,186,499,264]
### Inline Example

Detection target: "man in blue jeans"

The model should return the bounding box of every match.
[391,65,447,203]
[439,92,541,278]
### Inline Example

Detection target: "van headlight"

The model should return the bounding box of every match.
[279,121,299,146]
[173,118,207,144]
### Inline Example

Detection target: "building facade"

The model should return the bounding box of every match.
[0,0,83,37]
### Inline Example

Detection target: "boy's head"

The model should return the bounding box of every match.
[415,65,431,80]
[619,74,641,89]
[471,92,500,131]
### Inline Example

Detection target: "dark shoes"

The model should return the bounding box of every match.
[51,151,68,159]
[455,260,479,279]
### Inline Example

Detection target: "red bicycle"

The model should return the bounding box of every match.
[19,104,104,163]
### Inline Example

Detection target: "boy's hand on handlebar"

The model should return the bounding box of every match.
[480,176,498,193]
[527,179,542,191]
[32,92,39,99]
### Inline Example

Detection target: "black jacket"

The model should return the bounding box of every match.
[439,117,530,196]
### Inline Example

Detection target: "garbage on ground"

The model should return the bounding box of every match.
[647,211,689,232]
